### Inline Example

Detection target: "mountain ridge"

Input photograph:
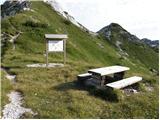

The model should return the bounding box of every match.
[44,0,97,36]
[98,23,159,52]
[141,38,159,51]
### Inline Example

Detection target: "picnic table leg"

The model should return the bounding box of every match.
[101,76,105,86]
[114,71,125,80]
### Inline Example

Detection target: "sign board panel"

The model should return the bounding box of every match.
[48,40,64,52]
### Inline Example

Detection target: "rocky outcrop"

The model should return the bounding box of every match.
[1,0,31,19]
[141,38,159,49]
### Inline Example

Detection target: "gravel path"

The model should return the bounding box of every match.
[26,63,64,67]
[2,91,35,119]
[1,67,36,118]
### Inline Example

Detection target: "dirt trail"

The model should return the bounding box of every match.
[2,91,35,119]
[1,67,36,118]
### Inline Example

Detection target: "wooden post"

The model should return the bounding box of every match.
[46,39,48,67]
[114,71,125,80]
[101,76,105,86]
[63,39,66,65]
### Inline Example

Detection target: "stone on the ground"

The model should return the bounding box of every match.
[123,88,138,96]
[6,74,16,81]
[145,86,154,91]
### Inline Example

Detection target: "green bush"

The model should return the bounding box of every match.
[63,19,71,25]
[23,20,48,28]
[138,83,146,92]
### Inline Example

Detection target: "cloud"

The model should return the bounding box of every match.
[0,0,6,5]
[57,0,160,40]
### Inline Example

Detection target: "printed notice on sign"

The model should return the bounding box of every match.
[48,40,64,52]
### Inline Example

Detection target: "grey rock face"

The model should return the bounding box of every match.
[141,38,159,48]
[1,0,31,19]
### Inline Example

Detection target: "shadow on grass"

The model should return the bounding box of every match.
[1,65,22,70]
[53,81,119,102]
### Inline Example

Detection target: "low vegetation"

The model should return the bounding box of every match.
[63,19,71,25]
[23,20,48,28]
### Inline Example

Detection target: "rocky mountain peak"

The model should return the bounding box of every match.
[98,23,159,52]
[99,23,127,33]
[98,23,140,42]
[108,23,125,30]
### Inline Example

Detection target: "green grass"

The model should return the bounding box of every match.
[1,1,159,119]
[1,70,13,116]
[7,64,158,119]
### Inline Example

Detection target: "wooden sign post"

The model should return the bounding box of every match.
[45,34,68,67]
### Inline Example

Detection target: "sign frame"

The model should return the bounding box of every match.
[45,34,68,67]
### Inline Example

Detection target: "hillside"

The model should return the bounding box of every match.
[1,1,159,119]
[98,23,159,72]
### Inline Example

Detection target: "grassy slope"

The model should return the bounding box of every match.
[1,1,159,118]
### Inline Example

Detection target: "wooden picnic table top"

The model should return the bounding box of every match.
[88,65,130,76]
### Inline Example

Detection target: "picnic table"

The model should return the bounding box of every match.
[78,65,142,89]
[88,66,130,86]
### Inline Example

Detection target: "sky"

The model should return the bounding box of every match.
[1,0,160,40]
[57,0,160,40]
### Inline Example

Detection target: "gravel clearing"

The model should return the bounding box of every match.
[2,91,36,119]
[26,63,64,67]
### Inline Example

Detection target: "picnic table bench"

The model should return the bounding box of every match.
[106,76,142,89]
[77,73,92,84]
